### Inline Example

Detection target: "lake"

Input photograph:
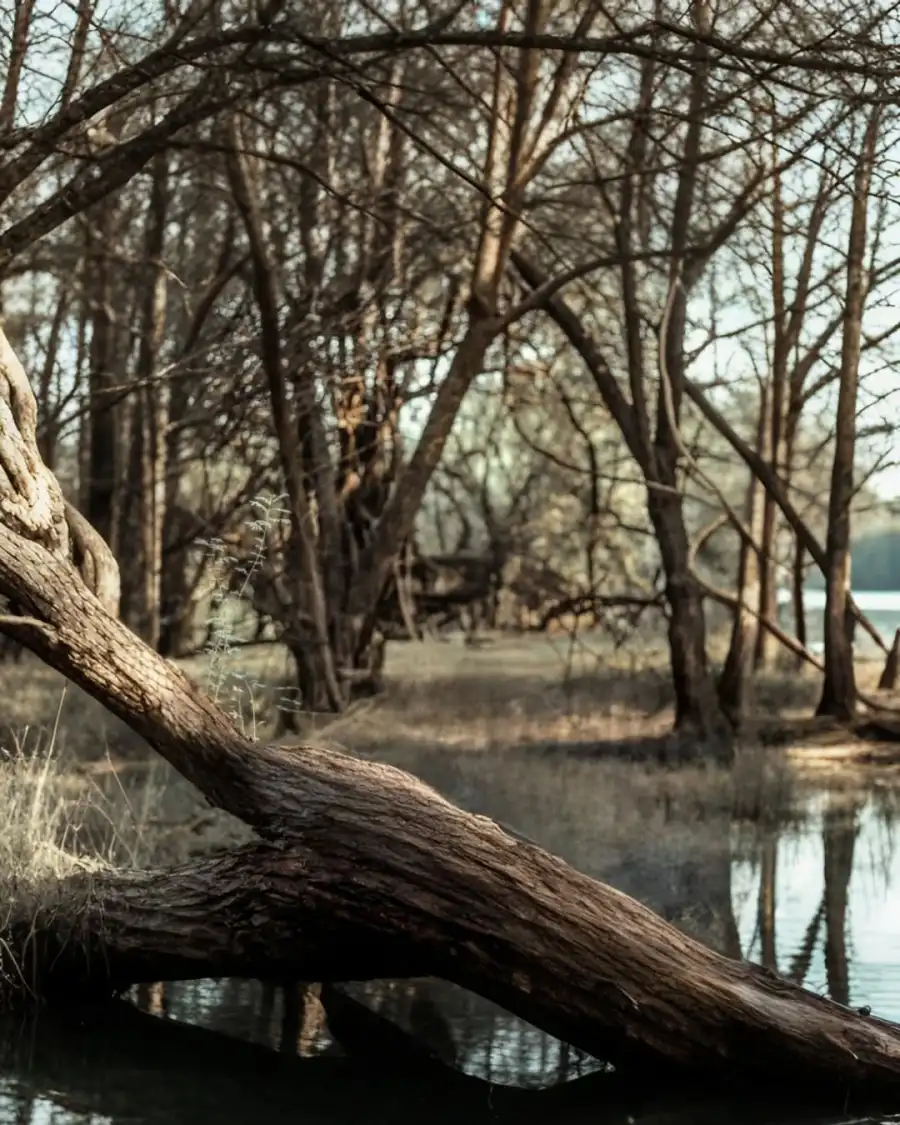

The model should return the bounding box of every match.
[1,743,899,1123]
[779,588,900,654]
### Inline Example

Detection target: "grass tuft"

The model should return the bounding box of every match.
[0,732,107,891]
[0,694,248,915]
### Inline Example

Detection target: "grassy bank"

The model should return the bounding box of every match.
[4,630,894,761]
[0,632,893,902]
[1,631,896,990]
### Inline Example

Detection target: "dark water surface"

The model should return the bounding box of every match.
[2,743,899,1125]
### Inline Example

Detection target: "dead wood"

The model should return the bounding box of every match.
[4,324,900,1089]
[9,819,900,1085]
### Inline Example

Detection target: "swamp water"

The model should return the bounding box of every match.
[1,744,900,1125]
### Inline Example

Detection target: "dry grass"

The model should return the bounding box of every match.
[0,737,109,891]
[201,632,681,754]
[0,695,250,922]
[0,629,893,762]
[1,628,886,982]
[0,628,888,919]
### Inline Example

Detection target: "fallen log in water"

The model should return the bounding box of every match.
[3,325,900,1093]
[10,810,900,1087]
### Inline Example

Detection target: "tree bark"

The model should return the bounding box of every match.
[878,629,900,691]
[647,491,731,753]
[754,139,787,672]
[84,204,122,552]
[647,2,732,750]
[4,325,900,1088]
[226,116,344,714]
[718,385,769,722]
[9,829,900,1086]
[120,152,169,648]
[792,539,807,663]
[817,107,881,720]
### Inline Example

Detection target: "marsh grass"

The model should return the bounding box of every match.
[0,626,888,924]
[0,733,107,892]
[0,629,893,771]
[0,684,249,922]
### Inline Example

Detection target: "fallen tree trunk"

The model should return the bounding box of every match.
[3,327,900,1089]
[12,832,900,1085]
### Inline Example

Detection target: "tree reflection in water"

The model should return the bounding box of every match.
[2,774,899,1125]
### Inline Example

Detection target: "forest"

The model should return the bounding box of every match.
[5,0,900,1115]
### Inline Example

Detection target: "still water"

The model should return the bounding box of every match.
[1,743,899,1124]
[780,588,900,654]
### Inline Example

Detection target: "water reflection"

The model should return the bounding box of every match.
[2,750,900,1124]
[148,976,597,1087]
[734,792,900,1017]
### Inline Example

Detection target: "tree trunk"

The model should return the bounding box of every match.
[754,145,787,672]
[753,507,780,671]
[226,119,344,714]
[5,325,900,1090]
[35,283,69,472]
[648,492,732,758]
[4,789,900,1087]
[718,385,769,722]
[817,107,881,720]
[132,155,170,649]
[792,538,807,663]
[717,529,761,724]
[281,637,342,723]
[158,548,195,657]
[509,250,731,755]
[84,205,122,553]
[878,629,900,691]
[120,153,169,647]
[818,540,856,719]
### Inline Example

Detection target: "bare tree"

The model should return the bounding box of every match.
[817,105,883,719]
